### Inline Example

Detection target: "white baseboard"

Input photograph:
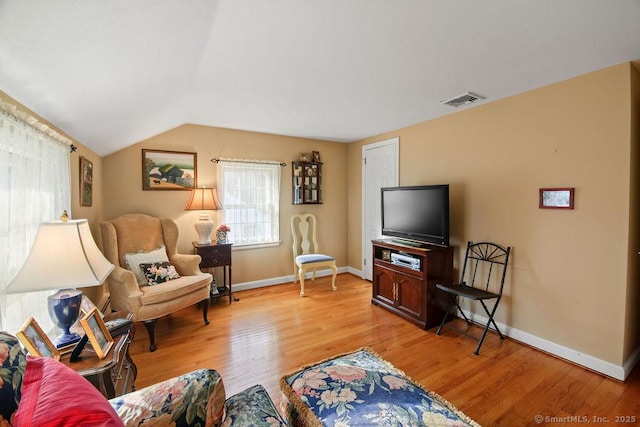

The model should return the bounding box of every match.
[232,267,349,292]
[460,309,639,381]
[347,266,363,278]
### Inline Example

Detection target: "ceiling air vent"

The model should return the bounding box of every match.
[440,92,485,108]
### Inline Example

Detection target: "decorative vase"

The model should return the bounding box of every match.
[216,230,228,244]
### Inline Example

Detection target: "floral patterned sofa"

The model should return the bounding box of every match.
[0,332,286,426]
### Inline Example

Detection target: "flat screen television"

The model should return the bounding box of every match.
[381,184,450,247]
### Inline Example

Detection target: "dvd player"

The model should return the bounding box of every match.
[390,252,421,271]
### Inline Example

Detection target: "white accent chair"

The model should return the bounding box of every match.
[291,213,337,296]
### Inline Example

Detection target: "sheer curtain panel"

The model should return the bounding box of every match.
[0,110,71,333]
[217,160,281,247]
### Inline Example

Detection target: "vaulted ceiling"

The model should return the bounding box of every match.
[1,1,639,156]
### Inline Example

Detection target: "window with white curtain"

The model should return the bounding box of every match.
[216,160,281,247]
[0,109,71,333]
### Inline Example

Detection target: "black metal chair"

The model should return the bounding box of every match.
[436,241,511,355]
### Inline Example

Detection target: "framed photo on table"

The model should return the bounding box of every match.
[17,317,60,360]
[80,308,114,359]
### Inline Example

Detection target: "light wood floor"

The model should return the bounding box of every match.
[128,274,640,426]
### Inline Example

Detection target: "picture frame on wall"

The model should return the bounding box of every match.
[142,149,197,191]
[539,188,575,209]
[312,151,321,163]
[80,156,93,206]
[80,308,114,359]
[17,317,60,360]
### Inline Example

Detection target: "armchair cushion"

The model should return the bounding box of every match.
[123,245,169,286]
[140,262,180,286]
[138,273,212,306]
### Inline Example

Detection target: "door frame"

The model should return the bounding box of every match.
[361,137,399,279]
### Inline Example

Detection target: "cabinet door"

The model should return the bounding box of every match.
[395,271,424,321]
[373,264,395,306]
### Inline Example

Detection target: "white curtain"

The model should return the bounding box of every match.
[217,160,281,246]
[0,111,71,333]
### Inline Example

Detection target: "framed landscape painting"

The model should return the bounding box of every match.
[142,149,197,190]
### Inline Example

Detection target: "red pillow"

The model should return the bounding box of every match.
[12,356,123,427]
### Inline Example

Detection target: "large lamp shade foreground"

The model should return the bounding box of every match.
[6,219,115,347]
[185,187,222,245]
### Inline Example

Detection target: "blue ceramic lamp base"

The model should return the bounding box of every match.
[47,289,83,348]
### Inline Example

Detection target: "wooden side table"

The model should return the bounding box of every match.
[60,312,137,399]
[193,242,233,304]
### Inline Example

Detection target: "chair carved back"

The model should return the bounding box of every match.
[291,214,320,258]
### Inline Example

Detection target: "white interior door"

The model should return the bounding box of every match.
[362,138,399,280]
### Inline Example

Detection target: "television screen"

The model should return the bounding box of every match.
[381,185,449,247]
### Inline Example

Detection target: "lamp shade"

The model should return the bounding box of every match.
[6,219,115,294]
[185,187,222,245]
[185,187,222,211]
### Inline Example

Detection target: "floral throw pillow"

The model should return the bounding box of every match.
[123,246,169,285]
[139,262,180,286]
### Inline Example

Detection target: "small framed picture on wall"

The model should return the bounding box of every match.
[539,188,575,209]
[80,156,93,207]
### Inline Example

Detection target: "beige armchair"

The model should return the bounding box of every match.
[99,213,212,351]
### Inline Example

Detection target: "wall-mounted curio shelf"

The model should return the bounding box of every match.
[292,161,322,204]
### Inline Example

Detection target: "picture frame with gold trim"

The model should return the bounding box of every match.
[80,308,114,359]
[17,317,60,360]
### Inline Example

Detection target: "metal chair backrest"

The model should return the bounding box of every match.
[460,241,511,296]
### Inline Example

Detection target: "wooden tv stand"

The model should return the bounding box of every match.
[371,239,453,329]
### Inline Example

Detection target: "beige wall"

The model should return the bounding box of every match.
[625,62,640,361]
[348,63,638,366]
[102,124,348,284]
